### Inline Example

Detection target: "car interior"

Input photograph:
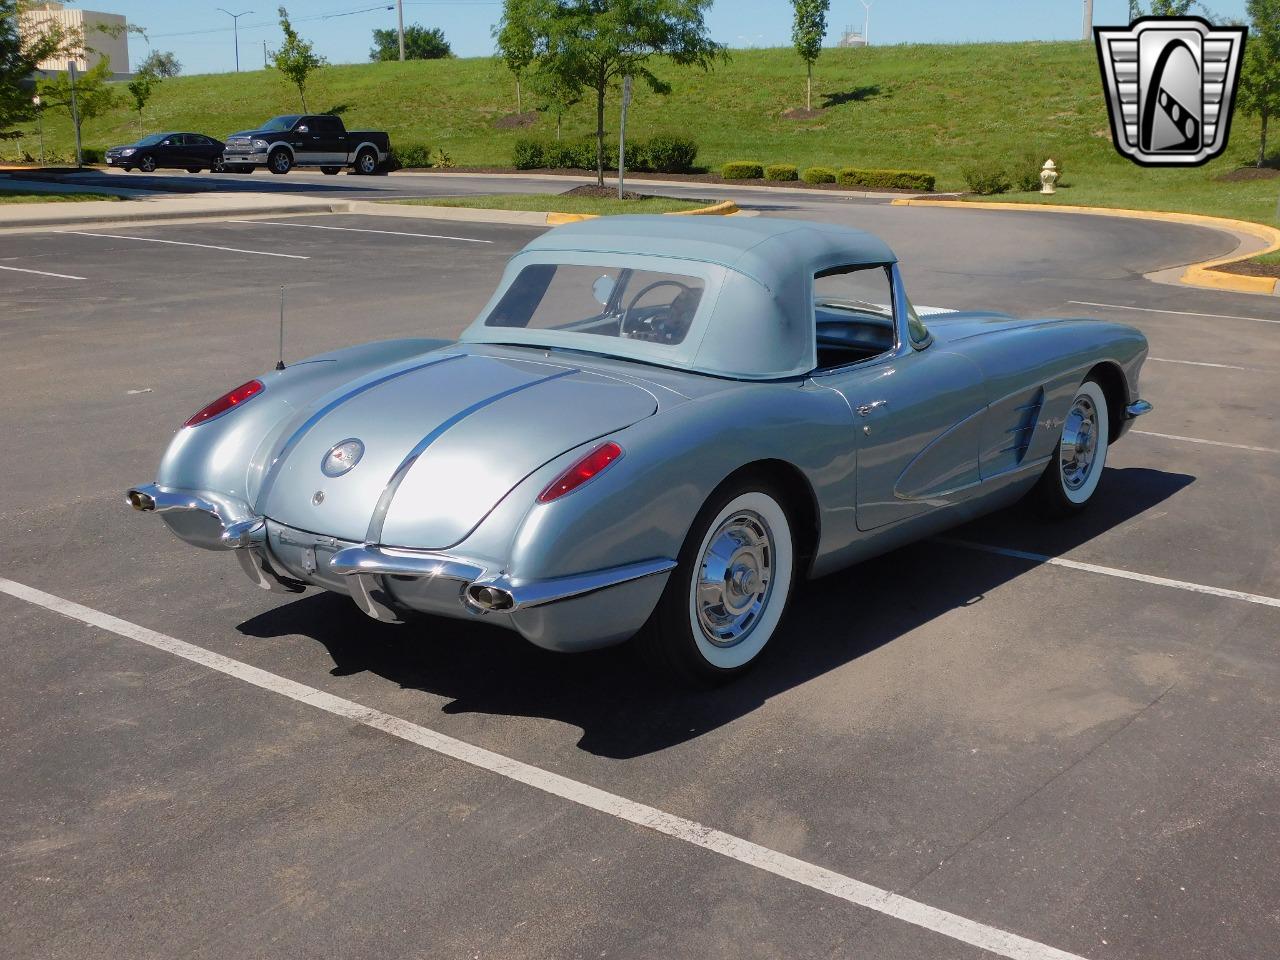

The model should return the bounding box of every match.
[813,264,897,371]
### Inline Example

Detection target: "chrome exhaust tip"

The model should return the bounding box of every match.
[465,583,515,612]
[126,489,156,512]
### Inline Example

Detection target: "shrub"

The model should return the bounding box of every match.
[722,161,764,179]
[837,167,936,191]
[1007,152,1064,192]
[81,147,105,164]
[634,134,697,173]
[512,137,544,170]
[962,162,1011,196]
[801,166,836,184]
[393,142,433,169]
[764,163,799,182]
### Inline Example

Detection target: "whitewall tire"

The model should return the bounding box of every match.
[1034,378,1110,517]
[640,479,796,684]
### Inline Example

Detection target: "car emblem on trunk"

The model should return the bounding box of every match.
[321,438,364,477]
[1095,16,1247,167]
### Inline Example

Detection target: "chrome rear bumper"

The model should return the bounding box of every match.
[125,483,675,650]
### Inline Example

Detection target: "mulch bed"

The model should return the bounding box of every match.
[781,107,823,120]
[560,184,708,202]
[1210,260,1280,279]
[493,112,537,130]
[1215,166,1280,183]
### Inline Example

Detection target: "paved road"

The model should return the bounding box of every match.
[1,202,1277,960]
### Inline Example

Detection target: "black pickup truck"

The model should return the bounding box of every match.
[222,114,391,175]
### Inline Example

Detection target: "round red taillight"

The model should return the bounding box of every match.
[184,379,264,428]
[538,442,623,504]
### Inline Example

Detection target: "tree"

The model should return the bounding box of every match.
[272,6,325,111]
[529,69,581,139]
[126,69,156,136]
[1,0,76,139]
[1240,0,1280,166]
[494,0,535,113]
[790,0,828,112]
[1147,1,1197,14]
[495,0,724,187]
[36,57,117,161]
[370,24,451,61]
[138,49,181,78]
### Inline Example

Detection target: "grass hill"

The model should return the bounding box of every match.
[6,43,1276,225]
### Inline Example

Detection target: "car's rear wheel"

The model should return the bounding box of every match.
[1033,378,1110,518]
[137,154,157,173]
[268,148,292,174]
[639,478,795,685]
[321,166,341,175]
[354,147,378,175]
[185,167,202,173]
[211,158,227,173]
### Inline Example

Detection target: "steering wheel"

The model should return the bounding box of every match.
[620,279,694,342]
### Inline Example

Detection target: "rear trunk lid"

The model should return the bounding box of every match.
[255,353,657,549]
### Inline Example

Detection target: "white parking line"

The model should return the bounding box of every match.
[0,263,86,280]
[0,576,1089,960]
[1068,300,1280,325]
[939,540,1280,608]
[1132,430,1279,455]
[58,231,310,260]
[1146,357,1251,371]
[227,220,494,244]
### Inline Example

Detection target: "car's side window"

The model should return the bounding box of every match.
[812,264,897,372]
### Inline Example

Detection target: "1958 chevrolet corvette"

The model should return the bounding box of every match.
[127,216,1151,683]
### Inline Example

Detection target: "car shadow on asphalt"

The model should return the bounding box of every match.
[236,465,1192,760]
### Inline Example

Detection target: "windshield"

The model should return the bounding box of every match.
[135,133,171,146]
[260,115,302,132]
[483,263,705,347]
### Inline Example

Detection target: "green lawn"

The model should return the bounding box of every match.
[2,42,1275,226]
[394,193,707,215]
[0,188,121,203]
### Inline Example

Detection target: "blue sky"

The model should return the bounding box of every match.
[101,0,1252,76]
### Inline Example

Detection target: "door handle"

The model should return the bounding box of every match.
[856,400,888,417]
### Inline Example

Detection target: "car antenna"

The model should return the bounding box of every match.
[275,285,286,371]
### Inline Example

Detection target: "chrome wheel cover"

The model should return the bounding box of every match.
[271,152,289,172]
[1060,394,1099,491]
[695,510,774,648]
[358,152,376,173]
[139,156,155,172]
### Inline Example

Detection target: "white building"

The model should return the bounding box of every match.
[20,2,130,77]
[837,25,867,48]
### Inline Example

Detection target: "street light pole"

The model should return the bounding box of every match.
[1083,0,1094,41]
[217,9,253,72]
[32,95,44,166]
[397,0,405,61]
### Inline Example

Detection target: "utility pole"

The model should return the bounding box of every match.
[263,41,268,68]
[217,8,253,72]
[68,62,82,168]
[618,75,632,201]
[397,0,405,61]
[1083,0,1094,40]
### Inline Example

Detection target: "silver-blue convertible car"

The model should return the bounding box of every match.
[127,216,1151,683]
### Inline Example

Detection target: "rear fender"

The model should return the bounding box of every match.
[155,339,453,506]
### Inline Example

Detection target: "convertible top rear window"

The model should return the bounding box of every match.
[484,263,705,347]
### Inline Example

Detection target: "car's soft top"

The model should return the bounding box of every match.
[461,216,899,381]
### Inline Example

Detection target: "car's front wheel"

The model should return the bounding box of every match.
[321,166,341,175]
[137,154,157,173]
[639,477,796,684]
[1033,378,1111,518]
[268,148,292,174]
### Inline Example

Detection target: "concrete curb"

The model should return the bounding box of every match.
[0,194,347,233]
[545,199,740,225]
[891,197,1280,297]
[345,201,551,226]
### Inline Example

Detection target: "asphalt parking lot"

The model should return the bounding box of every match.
[1,200,1277,960]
